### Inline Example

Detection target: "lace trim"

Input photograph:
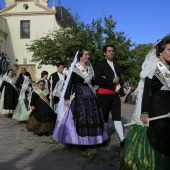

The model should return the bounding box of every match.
[73,65,96,96]
[73,65,93,82]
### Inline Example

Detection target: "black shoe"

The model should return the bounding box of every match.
[37,132,43,136]
[7,114,13,118]
[120,139,126,148]
[102,139,109,147]
[43,132,50,136]
[78,145,86,151]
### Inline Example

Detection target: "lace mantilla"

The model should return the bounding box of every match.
[131,47,160,123]
[73,64,94,84]
[73,64,96,96]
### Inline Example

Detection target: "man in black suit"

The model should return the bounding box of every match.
[94,44,125,148]
[49,62,66,104]
[49,62,66,91]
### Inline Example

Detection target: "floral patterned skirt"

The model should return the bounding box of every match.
[120,125,170,170]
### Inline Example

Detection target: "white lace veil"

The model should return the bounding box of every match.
[2,71,17,84]
[131,40,161,123]
[55,51,79,121]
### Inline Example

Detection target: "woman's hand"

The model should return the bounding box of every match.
[27,93,31,97]
[31,106,35,110]
[120,96,125,103]
[140,113,149,124]
[65,100,70,107]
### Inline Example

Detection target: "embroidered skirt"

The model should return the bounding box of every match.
[121,90,170,169]
[120,125,170,170]
[52,84,108,145]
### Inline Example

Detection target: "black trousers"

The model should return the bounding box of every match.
[97,93,121,122]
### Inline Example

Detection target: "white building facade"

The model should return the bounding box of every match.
[0,16,7,54]
[0,0,62,81]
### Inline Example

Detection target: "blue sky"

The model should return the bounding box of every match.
[0,0,170,45]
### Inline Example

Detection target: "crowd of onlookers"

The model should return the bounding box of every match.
[123,81,138,105]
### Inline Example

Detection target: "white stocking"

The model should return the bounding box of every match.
[114,121,125,141]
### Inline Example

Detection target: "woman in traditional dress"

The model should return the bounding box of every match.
[41,71,50,99]
[52,49,108,148]
[0,69,19,117]
[120,37,170,169]
[26,79,55,136]
[12,76,32,122]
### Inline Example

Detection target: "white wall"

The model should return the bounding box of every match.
[0,17,7,53]
[2,1,61,79]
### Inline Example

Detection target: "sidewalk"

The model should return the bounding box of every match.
[0,104,135,170]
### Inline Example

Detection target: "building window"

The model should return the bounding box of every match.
[20,20,30,39]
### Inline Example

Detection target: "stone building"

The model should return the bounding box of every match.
[0,0,72,80]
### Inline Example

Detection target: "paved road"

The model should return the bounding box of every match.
[0,103,135,170]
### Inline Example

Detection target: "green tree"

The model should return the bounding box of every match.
[26,15,134,72]
[128,33,170,82]
[128,43,153,82]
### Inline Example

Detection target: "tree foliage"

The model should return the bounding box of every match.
[26,15,170,82]
[128,43,153,82]
[128,33,170,82]
[26,15,134,70]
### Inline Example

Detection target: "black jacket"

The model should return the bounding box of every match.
[49,72,66,91]
[94,59,124,96]
[16,72,31,89]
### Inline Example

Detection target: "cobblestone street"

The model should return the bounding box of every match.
[0,103,135,170]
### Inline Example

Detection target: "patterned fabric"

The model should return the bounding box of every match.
[121,67,170,169]
[71,84,104,137]
[120,125,170,170]
[53,64,108,145]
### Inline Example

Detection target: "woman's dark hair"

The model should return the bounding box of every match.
[41,71,48,78]
[7,69,13,74]
[156,37,170,56]
[103,44,115,53]
[77,49,88,61]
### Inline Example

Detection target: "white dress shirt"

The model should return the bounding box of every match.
[58,72,64,80]
[107,60,117,77]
